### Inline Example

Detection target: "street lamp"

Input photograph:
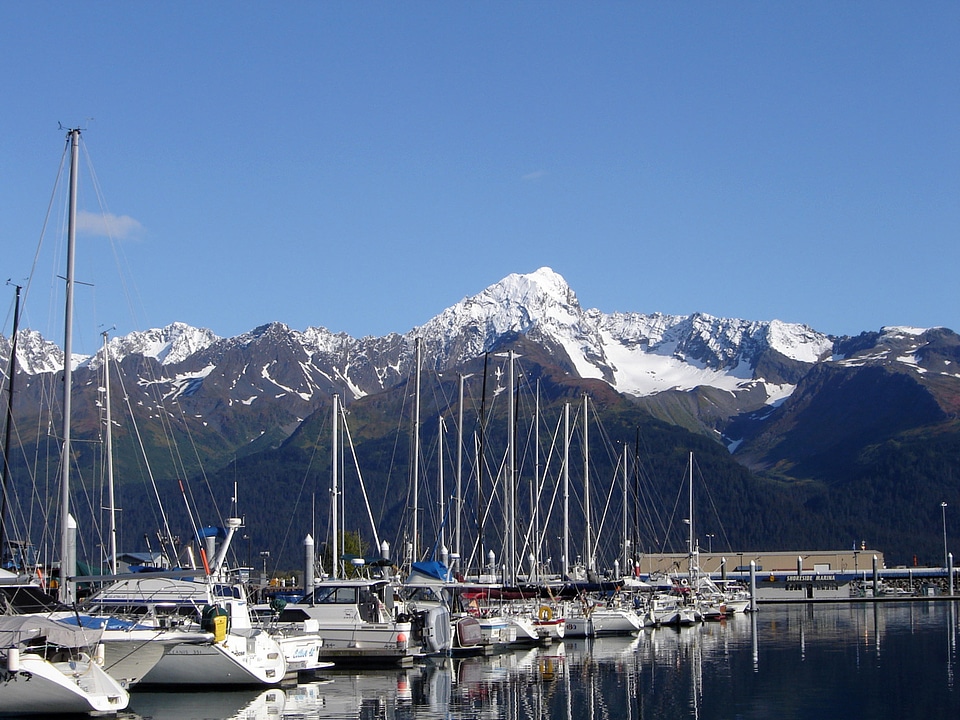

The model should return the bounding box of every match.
[942,502,948,570]
[260,551,270,586]
[706,534,714,554]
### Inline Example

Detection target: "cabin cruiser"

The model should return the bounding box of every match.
[269,577,418,666]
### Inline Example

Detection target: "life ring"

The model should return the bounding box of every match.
[538,605,553,622]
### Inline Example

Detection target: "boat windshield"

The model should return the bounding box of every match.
[310,585,360,604]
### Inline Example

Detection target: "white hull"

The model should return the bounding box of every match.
[140,629,285,686]
[75,622,213,688]
[505,613,544,644]
[0,651,129,716]
[589,607,642,636]
[272,610,415,665]
[563,615,590,637]
[314,623,413,663]
[101,633,167,688]
[533,617,567,640]
[276,579,418,665]
[273,631,327,674]
[476,616,518,649]
[563,606,640,637]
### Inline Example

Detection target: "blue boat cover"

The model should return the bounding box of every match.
[411,560,450,582]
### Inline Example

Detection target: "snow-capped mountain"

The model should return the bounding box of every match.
[6,267,834,397]
[3,267,958,473]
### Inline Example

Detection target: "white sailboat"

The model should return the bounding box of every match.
[0,129,131,715]
[0,614,128,716]
[27,128,274,690]
[85,517,288,686]
[0,130,137,712]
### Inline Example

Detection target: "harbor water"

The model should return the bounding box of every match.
[121,601,959,720]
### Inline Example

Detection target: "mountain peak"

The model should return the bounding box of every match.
[413,268,584,365]
[105,322,220,366]
[490,267,578,309]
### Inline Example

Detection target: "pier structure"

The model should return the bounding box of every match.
[635,549,958,602]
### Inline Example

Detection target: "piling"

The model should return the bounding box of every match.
[304,534,314,604]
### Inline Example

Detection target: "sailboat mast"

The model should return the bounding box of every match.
[688,450,694,579]
[331,393,339,579]
[59,128,80,604]
[562,401,569,580]
[505,350,517,584]
[533,380,540,581]
[455,373,470,565]
[0,284,21,559]
[477,353,488,576]
[411,338,422,564]
[102,331,118,576]
[622,446,629,574]
[438,414,445,555]
[583,393,593,574]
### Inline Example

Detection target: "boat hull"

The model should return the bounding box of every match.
[139,630,285,686]
[0,652,129,716]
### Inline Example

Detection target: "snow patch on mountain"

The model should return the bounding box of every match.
[12,329,68,374]
[882,326,929,337]
[765,320,832,363]
[600,329,746,395]
[763,383,796,406]
[107,322,219,366]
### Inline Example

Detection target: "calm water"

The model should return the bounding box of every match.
[125,601,959,720]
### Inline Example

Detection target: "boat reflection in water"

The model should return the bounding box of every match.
[115,603,959,719]
[126,686,285,720]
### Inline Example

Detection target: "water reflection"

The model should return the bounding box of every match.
[127,686,285,720]
[119,602,960,720]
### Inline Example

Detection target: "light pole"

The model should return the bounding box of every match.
[260,550,270,587]
[706,534,714,554]
[942,502,948,570]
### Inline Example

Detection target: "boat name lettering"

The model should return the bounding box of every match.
[786,575,836,582]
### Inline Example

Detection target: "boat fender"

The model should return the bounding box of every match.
[201,604,230,643]
[7,647,20,673]
[538,605,553,621]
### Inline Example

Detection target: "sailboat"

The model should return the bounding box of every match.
[85,517,288,686]
[0,128,131,715]
[265,393,420,667]
[23,128,283,689]
[0,321,212,690]
[0,614,128,715]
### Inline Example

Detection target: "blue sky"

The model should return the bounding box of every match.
[2,3,957,354]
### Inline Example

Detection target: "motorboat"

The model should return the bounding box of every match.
[270,577,418,666]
